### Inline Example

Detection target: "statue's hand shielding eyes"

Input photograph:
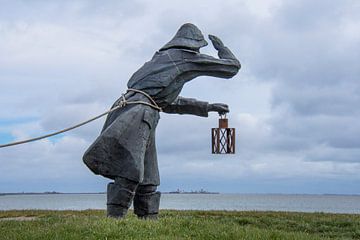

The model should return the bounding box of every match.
[209,34,225,50]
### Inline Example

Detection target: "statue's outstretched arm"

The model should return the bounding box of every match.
[162,96,209,117]
[163,96,229,117]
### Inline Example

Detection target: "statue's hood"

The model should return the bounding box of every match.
[160,23,208,51]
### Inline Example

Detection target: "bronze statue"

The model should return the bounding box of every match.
[83,23,240,219]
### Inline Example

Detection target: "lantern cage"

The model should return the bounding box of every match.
[211,116,235,154]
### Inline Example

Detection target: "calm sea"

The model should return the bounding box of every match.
[0,193,359,214]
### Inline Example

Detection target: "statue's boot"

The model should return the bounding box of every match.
[134,185,161,220]
[107,178,138,219]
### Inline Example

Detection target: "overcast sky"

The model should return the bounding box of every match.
[0,0,359,194]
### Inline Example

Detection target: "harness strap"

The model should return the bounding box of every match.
[125,88,162,112]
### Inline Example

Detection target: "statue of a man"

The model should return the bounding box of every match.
[83,23,240,219]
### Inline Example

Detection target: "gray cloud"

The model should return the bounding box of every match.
[0,0,359,193]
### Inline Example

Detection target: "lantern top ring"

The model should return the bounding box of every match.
[219,113,227,119]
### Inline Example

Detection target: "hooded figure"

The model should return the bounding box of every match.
[83,23,240,219]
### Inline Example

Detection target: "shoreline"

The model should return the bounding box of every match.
[1,192,359,196]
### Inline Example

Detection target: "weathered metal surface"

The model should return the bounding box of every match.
[83,23,240,218]
[219,118,228,128]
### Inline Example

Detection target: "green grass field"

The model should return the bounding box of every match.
[0,210,359,239]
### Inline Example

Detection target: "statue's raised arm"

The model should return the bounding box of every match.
[180,34,240,79]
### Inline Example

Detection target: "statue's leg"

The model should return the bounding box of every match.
[107,177,138,219]
[133,184,161,220]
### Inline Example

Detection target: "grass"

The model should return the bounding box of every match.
[0,210,359,239]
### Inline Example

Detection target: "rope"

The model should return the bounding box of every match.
[0,89,161,148]
[127,88,160,109]
[127,88,162,111]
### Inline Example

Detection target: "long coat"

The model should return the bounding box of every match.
[83,47,240,185]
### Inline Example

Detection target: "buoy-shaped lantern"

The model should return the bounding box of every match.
[211,115,235,154]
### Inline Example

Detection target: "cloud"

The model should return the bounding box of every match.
[0,0,359,194]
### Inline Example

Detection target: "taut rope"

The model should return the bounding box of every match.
[0,89,161,148]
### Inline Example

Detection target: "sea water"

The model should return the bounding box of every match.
[0,193,359,214]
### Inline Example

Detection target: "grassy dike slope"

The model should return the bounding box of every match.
[0,210,359,239]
